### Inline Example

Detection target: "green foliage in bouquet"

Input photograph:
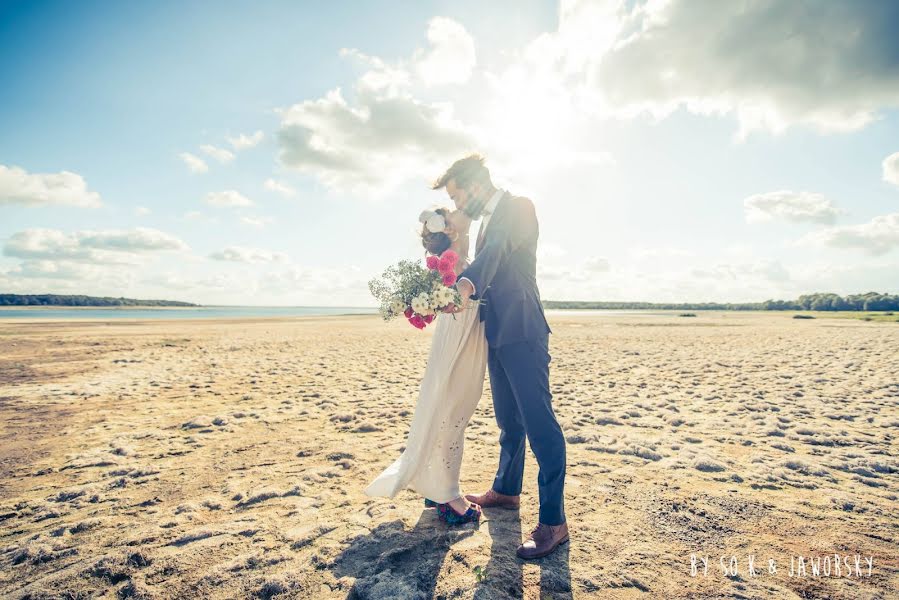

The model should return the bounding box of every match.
[368,259,442,320]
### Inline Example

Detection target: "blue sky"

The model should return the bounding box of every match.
[2,0,898,305]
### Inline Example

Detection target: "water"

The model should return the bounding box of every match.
[0,306,378,320]
[0,306,697,321]
[544,309,687,317]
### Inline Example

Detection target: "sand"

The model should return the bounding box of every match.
[0,312,896,599]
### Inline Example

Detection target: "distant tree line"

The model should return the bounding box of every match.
[544,292,899,312]
[0,294,197,307]
[764,292,899,311]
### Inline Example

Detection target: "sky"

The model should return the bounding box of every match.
[1,0,898,306]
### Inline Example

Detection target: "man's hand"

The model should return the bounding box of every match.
[448,278,475,313]
[456,278,474,303]
[456,278,474,301]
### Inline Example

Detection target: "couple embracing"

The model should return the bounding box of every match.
[365,155,568,560]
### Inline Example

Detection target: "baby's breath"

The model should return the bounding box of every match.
[368,259,461,321]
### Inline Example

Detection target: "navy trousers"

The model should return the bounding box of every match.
[489,334,566,525]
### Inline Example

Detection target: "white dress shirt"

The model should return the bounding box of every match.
[460,188,505,296]
[476,188,506,250]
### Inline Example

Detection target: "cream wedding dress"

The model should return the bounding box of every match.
[364,273,487,504]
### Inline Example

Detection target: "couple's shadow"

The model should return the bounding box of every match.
[331,505,571,599]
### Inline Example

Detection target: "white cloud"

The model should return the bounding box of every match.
[744,191,841,224]
[543,0,899,137]
[200,144,235,163]
[537,242,568,261]
[3,227,188,263]
[790,260,899,296]
[8,260,105,280]
[264,178,296,197]
[141,264,370,306]
[276,17,482,194]
[3,229,102,262]
[341,48,413,94]
[340,16,475,92]
[1,228,192,297]
[0,164,101,208]
[539,255,611,282]
[228,131,264,150]
[239,215,274,228]
[630,246,694,261]
[209,246,287,263]
[799,212,899,255]
[414,17,476,86]
[540,258,801,303]
[145,271,257,297]
[204,190,254,207]
[1,259,137,294]
[79,229,188,252]
[261,265,367,301]
[134,206,151,216]
[691,260,790,283]
[179,152,208,173]
[584,256,611,273]
[278,87,476,193]
[883,152,899,187]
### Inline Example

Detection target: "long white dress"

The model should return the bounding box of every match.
[364,300,487,503]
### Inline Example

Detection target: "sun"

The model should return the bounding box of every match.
[478,64,588,176]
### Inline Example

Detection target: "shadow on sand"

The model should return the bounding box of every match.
[538,537,572,599]
[472,508,571,600]
[331,506,570,599]
[331,509,475,598]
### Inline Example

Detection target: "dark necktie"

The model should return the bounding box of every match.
[476,208,493,252]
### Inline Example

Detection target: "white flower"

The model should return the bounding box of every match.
[430,290,443,309]
[426,214,445,233]
[430,286,456,309]
[419,209,446,233]
[390,298,406,315]
[411,292,432,315]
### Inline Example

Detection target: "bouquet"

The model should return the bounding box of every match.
[369,250,462,329]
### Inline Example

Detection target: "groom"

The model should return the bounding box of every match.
[433,155,568,559]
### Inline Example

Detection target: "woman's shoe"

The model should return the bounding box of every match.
[436,500,481,525]
[424,498,438,508]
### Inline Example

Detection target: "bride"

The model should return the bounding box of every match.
[364,207,486,525]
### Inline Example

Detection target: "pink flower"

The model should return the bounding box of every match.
[441,250,458,265]
[426,255,440,270]
[423,314,435,324]
[410,314,426,329]
[438,257,453,274]
[404,307,414,319]
[442,272,457,286]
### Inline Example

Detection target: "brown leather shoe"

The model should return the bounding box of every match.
[517,522,569,559]
[464,489,520,510]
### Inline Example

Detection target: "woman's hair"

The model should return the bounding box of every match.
[421,207,452,256]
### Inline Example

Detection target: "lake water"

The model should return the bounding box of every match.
[0,306,378,320]
[0,306,687,321]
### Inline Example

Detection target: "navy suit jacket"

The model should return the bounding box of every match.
[459,192,551,347]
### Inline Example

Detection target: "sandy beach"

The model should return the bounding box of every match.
[0,312,896,599]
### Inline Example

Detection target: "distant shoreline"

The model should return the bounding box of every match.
[0,306,379,322]
[0,305,200,310]
[0,304,378,313]
[3,307,896,326]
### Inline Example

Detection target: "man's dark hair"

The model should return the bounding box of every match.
[432,154,491,191]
